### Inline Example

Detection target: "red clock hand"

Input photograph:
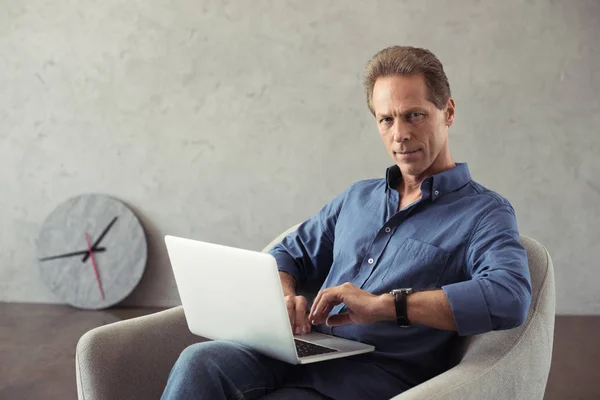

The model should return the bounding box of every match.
[85,232,105,300]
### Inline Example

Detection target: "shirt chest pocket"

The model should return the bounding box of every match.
[379,237,451,290]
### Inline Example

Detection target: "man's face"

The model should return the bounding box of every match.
[372,74,455,178]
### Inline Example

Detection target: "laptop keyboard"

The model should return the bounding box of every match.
[294,339,338,357]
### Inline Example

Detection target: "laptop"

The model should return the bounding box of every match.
[165,235,375,364]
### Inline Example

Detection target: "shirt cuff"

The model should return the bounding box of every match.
[443,279,492,336]
[270,251,301,284]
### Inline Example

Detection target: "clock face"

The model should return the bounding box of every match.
[36,194,147,310]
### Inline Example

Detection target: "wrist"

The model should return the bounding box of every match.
[375,293,397,322]
[279,271,297,297]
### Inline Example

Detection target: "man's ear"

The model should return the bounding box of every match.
[445,98,455,127]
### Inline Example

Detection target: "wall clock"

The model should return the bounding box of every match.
[36,194,147,310]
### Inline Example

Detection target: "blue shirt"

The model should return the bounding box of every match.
[270,163,532,392]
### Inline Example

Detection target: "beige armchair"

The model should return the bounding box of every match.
[76,225,555,399]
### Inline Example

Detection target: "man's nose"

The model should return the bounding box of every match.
[392,123,411,143]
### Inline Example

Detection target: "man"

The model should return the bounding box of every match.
[162,46,532,400]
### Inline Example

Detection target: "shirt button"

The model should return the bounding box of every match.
[367,258,374,264]
[384,227,391,233]
[434,190,439,196]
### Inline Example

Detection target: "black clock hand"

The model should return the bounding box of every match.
[82,216,118,262]
[40,247,107,261]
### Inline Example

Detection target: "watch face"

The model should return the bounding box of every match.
[36,194,147,310]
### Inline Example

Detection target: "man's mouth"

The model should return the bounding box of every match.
[396,149,421,155]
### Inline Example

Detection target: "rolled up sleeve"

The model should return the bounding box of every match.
[443,205,532,336]
[269,188,348,291]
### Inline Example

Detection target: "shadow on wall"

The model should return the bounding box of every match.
[120,201,179,308]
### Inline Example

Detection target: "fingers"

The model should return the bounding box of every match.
[309,289,342,325]
[326,313,352,327]
[285,295,312,335]
[293,296,311,335]
[310,289,330,321]
[285,296,296,332]
[310,283,365,325]
[310,290,323,320]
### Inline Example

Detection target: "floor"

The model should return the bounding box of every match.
[0,303,164,400]
[0,303,598,400]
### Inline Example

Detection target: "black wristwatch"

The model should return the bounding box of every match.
[390,288,413,327]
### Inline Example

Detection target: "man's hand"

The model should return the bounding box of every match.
[284,295,312,335]
[279,271,311,335]
[309,282,392,327]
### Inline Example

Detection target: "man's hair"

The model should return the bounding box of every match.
[364,46,451,114]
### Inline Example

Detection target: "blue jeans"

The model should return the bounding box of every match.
[161,341,409,400]
[161,341,329,400]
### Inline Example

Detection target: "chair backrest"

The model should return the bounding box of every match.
[262,223,302,254]
[263,225,556,399]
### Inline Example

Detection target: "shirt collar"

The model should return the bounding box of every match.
[385,163,472,200]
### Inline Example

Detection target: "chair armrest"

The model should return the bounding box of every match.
[76,306,203,400]
[391,329,551,400]
[392,238,555,400]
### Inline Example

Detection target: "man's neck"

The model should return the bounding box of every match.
[397,179,424,210]
[399,177,424,199]
[397,153,456,206]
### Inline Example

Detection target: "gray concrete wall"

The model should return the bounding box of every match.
[1,0,598,314]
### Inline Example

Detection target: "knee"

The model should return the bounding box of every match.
[175,341,247,373]
[164,341,247,399]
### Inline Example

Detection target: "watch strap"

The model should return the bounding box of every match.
[392,289,412,327]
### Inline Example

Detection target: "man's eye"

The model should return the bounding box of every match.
[379,117,393,124]
[407,112,424,121]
